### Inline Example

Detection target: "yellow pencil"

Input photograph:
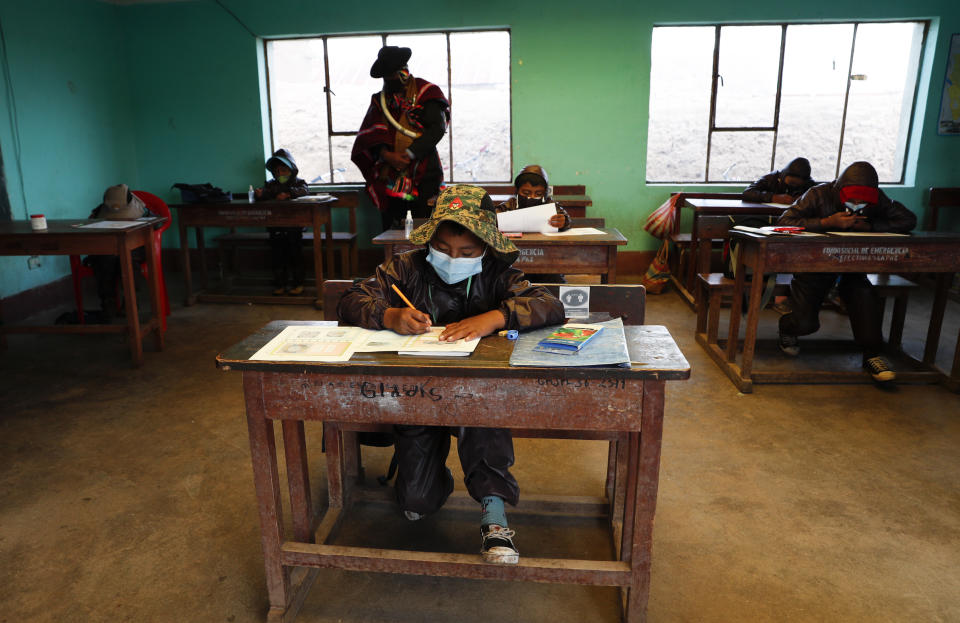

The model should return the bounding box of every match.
[391,283,417,311]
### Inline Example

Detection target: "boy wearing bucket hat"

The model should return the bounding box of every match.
[776,161,917,384]
[351,45,449,232]
[339,184,564,564]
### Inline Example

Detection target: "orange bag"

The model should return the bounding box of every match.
[640,240,671,294]
[643,194,679,240]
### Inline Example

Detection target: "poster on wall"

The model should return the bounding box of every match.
[939,33,960,135]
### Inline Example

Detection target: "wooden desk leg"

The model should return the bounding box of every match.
[196,227,208,290]
[242,373,291,614]
[323,422,345,508]
[888,295,907,351]
[739,270,767,381]
[605,246,617,284]
[179,217,195,306]
[324,216,335,286]
[281,420,313,544]
[924,273,950,365]
[625,381,666,623]
[119,239,144,367]
[312,209,326,306]
[725,261,747,363]
[145,235,165,351]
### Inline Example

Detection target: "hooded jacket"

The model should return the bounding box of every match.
[777,162,916,233]
[743,157,816,203]
[338,249,564,331]
[494,165,571,231]
[259,149,309,201]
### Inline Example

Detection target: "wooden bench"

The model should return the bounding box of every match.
[214,230,357,278]
[695,272,919,349]
[665,192,744,296]
[321,279,646,512]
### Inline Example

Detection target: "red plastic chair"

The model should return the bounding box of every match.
[70,190,172,330]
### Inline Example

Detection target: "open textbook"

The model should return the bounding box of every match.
[249,324,479,362]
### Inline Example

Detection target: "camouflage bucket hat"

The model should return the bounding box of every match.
[409,184,519,263]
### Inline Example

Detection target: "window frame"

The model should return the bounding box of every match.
[262,28,514,186]
[648,20,930,185]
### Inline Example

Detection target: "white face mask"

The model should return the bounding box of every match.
[845,201,867,213]
[426,246,485,284]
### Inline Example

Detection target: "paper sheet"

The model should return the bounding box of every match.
[354,327,480,357]
[542,227,605,237]
[496,203,559,233]
[74,221,141,229]
[824,231,910,237]
[763,202,792,208]
[249,324,359,361]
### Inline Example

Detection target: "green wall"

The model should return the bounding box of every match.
[2,0,958,300]
[0,0,137,299]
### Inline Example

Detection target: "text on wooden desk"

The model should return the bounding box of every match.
[822,246,909,263]
[359,380,442,401]
[536,377,628,389]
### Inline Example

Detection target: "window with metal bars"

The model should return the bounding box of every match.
[264,30,512,186]
[646,21,928,184]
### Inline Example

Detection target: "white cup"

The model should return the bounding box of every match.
[30,214,47,231]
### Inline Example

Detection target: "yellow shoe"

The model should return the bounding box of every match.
[287,285,304,296]
[272,286,286,296]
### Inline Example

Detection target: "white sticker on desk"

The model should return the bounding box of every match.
[559,286,590,318]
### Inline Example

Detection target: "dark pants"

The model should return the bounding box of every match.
[393,425,519,515]
[267,228,304,289]
[85,248,146,306]
[779,272,884,359]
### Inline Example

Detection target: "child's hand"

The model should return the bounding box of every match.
[548,214,566,228]
[384,307,431,334]
[821,211,866,230]
[382,150,412,170]
[276,192,290,200]
[439,310,505,342]
[254,188,263,198]
[771,193,795,204]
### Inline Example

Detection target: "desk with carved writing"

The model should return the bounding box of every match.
[372,227,627,283]
[171,198,334,306]
[705,230,960,392]
[217,320,689,622]
[0,218,166,367]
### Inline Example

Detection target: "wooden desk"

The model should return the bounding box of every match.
[488,194,592,218]
[0,218,166,366]
[217,320,689,622]
[170,198,335,306]
[372,227,627,283]
[703,230,960,392]
[672,197,788,307]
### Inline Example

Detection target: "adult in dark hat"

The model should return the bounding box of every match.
[743,157,816,204]
[776,161,917,383]
[352,46,449,232]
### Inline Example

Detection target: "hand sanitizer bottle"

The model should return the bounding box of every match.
[248,185,255,203]
[404,210,413,237]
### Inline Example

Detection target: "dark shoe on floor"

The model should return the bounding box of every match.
[481,524,518,565]
[287,285,304,296]
[771,301,792,316]
[778,331,800,356]
[864,356,896,382]
[403,510,424,521]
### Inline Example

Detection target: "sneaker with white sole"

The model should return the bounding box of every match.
[403,510,424,521]
[864,356,896,382]
[778,331,800,356]
[481,524,519,565]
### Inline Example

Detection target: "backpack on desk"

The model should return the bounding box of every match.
[172,182,232,203]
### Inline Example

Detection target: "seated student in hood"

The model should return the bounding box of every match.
[743,157,816,205]
[255,149,310,295]
[83,184,153,320]
[339,184,564,565]
[776,161,917,384]
[494,164,571,282]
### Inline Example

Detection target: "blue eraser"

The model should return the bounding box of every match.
[505,330,518,340]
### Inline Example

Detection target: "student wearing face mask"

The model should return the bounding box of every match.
[255,149,310,295]
[494,164,571,282]
[339,184,564,565]
[775,161,917,383]
[743,157,815,204]
[352,46,449,232]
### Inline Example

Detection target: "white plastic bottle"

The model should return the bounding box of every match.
[248,185,255,203]
[404,210,413,237]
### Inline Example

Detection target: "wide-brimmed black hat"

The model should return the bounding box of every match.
[370,46,412,78]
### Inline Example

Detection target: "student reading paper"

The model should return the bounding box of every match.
[338,184,564,565]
